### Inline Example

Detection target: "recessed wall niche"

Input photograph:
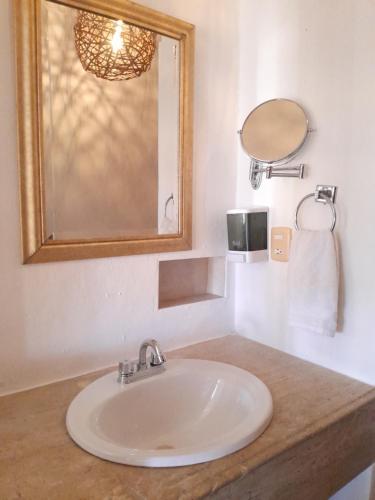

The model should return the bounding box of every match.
[158,257,226,309]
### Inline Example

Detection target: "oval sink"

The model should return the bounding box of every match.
[66,359,273,467]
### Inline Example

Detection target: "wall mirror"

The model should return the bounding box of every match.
[239,99,309,189]
[14,0,194,263]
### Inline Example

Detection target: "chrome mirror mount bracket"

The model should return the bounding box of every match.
[249,159,305,190]
[249,160,263,190]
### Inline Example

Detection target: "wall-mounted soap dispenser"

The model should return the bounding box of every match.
[226,208,269,263]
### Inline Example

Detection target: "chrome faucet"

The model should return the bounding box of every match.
[138,338,166,369]
[118,338,166,384]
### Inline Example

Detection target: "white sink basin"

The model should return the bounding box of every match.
[66,359,273,467]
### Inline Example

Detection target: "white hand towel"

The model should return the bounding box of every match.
[288,229,339,337]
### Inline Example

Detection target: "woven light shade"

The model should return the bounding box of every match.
[74,11,157,81]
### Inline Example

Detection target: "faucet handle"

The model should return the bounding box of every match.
[150,351,167,366]
[118,359,135,382]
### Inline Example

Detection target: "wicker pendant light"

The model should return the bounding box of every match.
[74,11,157,81]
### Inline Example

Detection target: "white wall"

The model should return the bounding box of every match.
[0,0,238,395]
[235,0,375,497]
[236,0,375,384]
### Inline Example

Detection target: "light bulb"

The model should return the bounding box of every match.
[111,20,124,53]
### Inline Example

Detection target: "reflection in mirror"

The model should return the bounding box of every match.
[41,0,180,241]
[240,99,308,164]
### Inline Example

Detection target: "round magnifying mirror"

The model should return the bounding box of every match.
[240,99,308,164]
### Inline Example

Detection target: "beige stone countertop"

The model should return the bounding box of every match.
[1,335,374,500]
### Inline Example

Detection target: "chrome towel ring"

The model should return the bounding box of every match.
[295,185,337,232]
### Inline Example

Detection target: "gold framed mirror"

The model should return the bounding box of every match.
[14,0,194,263]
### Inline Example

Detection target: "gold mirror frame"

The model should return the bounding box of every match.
[14,0,194,263]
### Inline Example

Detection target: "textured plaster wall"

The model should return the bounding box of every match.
[0,0,238,395]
